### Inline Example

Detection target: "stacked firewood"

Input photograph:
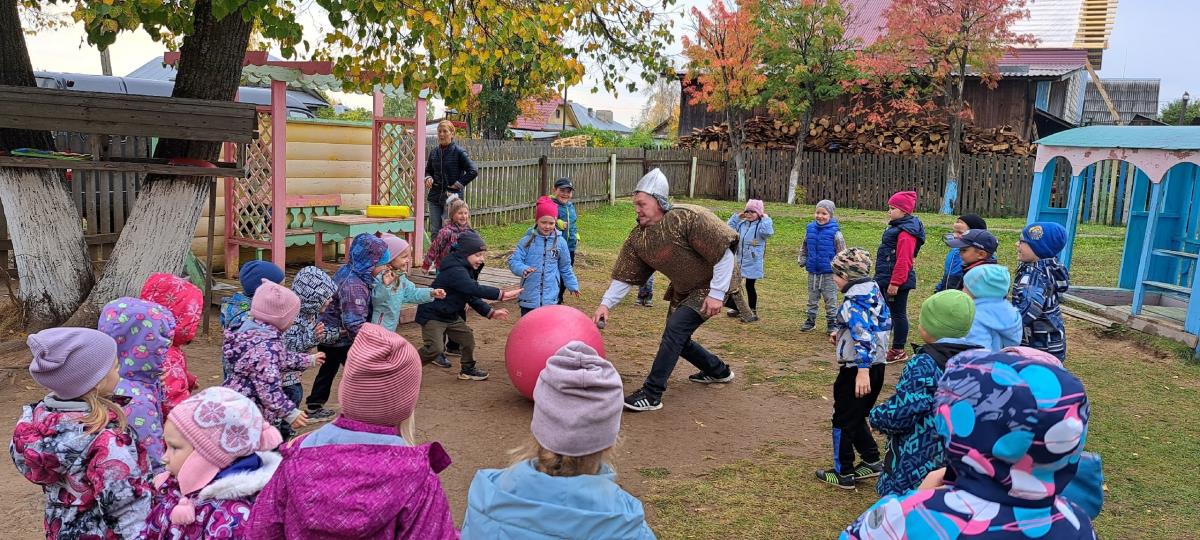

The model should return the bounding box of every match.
[551,134,592,148]
[678,115,1034,156]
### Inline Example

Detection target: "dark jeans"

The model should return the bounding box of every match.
[886,287,911,351]
[724,278,758,312]
[278,383,303,441]
[831,364,885,474]
[643,306,731,400]
[520,306,534,316]
[306,344,349,411]
[427,199,446,243]
[557,250,576,304]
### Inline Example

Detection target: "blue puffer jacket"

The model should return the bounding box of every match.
[965,297,1023,352]
[728,214,774,280]
[869,340,983,497]
[555,199,579,252]
[461,460,656,540]
[935,248,963,292]
[509,228,579,309]
[804,220,840,274]
[875,215,926,290]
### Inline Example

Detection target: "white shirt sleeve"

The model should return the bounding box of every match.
[707,249,735,302]
[601,280,634,309]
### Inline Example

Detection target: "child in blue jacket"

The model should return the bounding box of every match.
[552,178,579,304]
[372,234,445,331]
[963,264,1022,351]
[935,214,986,292]
[1012,222,1070,360]
[797,199,846,331]
[726,199,773,321]
[816,248,892,489]
[510,196,580,315]
[869,290,983,496]
[461,341,655,539]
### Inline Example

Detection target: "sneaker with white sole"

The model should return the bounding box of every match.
[432,355,452,369]
[815,468,856,489]
[306,408,337,423]
[623,389,663,412]
[458,367,489,381]
[688,370,735,384]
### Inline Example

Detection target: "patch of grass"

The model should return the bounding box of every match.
[638,467,672,479]
[1090,325,1198,364]
[475,197,1198,538]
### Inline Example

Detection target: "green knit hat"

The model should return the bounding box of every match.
[919,290,976,340]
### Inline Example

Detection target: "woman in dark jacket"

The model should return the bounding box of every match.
[425,120,478,238]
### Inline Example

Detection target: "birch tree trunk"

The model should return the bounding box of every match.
[64,0,254,326]
[786,109,812,205]
[725,109,748,202]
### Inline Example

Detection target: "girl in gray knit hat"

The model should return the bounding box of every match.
[797,200,846,331]
[460,342,655,539]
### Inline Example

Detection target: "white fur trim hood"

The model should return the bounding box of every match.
[197,451,281,502]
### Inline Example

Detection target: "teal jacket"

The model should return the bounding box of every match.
[461,460,656,540]
[370,272,435,332]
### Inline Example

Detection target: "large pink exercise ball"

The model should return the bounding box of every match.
[504,305,607,400]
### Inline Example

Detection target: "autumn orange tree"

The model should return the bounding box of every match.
[683,0,765,202]
[852,0,1033,213]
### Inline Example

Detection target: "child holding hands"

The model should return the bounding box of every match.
[373,234,445,331]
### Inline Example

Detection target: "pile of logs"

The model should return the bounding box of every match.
[678,115,1034,156]
[551,134,592,148]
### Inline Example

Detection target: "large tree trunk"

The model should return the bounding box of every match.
[786,109,812,205]
[943,113,962,214]
[64,0,254,326]
[0,0,94,330]
[725,109,747,202]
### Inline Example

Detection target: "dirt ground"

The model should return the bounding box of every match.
[0,294,850,536]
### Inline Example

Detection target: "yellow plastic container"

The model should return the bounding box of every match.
[365,205,411,219]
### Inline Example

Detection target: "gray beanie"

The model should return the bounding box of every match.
[27,328,117,399]
[817,199,836,215]
[531,341,623,457]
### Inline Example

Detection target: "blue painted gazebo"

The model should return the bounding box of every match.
[1029,126,1200,356]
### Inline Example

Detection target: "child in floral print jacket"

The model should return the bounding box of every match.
[144,387,283,539]
[98,297,177,473]
[11,328,153,539]
[224,281,323,430]
[140,273,204,418]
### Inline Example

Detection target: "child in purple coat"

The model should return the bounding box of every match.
[223,281,323,434]
[144,387,283,539]
[98,297,177,473]
[247,323,457,539]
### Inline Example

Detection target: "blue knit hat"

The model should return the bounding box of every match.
[239,260,285,297]
[1021,222,1068,259]
[963,264,1011,299]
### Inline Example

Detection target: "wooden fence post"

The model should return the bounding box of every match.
[688,156,697,199]
[609,153,617,205]
[538,154,550,196]
[642,148,649,174]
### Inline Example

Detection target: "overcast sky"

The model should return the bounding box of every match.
[21,0,1198,126]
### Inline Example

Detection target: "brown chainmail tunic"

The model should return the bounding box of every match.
[612,204,751,317]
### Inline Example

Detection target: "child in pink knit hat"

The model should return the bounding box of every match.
[143,386,283,538]
[247,323,458,539]
[372,233,446,332]
[460,341,653,539]
[876,190,926,364]
[508,196,580,315]
[223,280,325,433]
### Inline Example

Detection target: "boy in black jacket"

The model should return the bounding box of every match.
[416,230,521,380]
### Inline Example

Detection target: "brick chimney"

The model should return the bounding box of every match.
[596,110,614,123]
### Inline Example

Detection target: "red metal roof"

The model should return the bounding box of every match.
[998,48,1088,67]
[512,96,563,130]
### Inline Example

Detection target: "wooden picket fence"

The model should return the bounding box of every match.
[729,150,1037,217]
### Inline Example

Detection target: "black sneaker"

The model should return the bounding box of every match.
[624,389,663,411]
[800,319,817,332]
[826,319,838,332]
[688,370,735,384]
[458,367,489,381]
[815,468,856,490]
[853,460,883,479]
[306,408,337,423]
[432,355,452,369]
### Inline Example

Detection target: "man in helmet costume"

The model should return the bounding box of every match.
[593,169,751,411]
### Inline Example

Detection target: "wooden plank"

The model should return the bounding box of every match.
[0,156,246,177]
[0,112,254,143]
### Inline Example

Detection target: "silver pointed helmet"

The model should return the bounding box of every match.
[634,168,672,210]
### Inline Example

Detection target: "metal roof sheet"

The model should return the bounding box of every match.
[1036,126,1200,150]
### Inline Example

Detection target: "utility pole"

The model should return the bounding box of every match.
[1179,92,1191,126]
